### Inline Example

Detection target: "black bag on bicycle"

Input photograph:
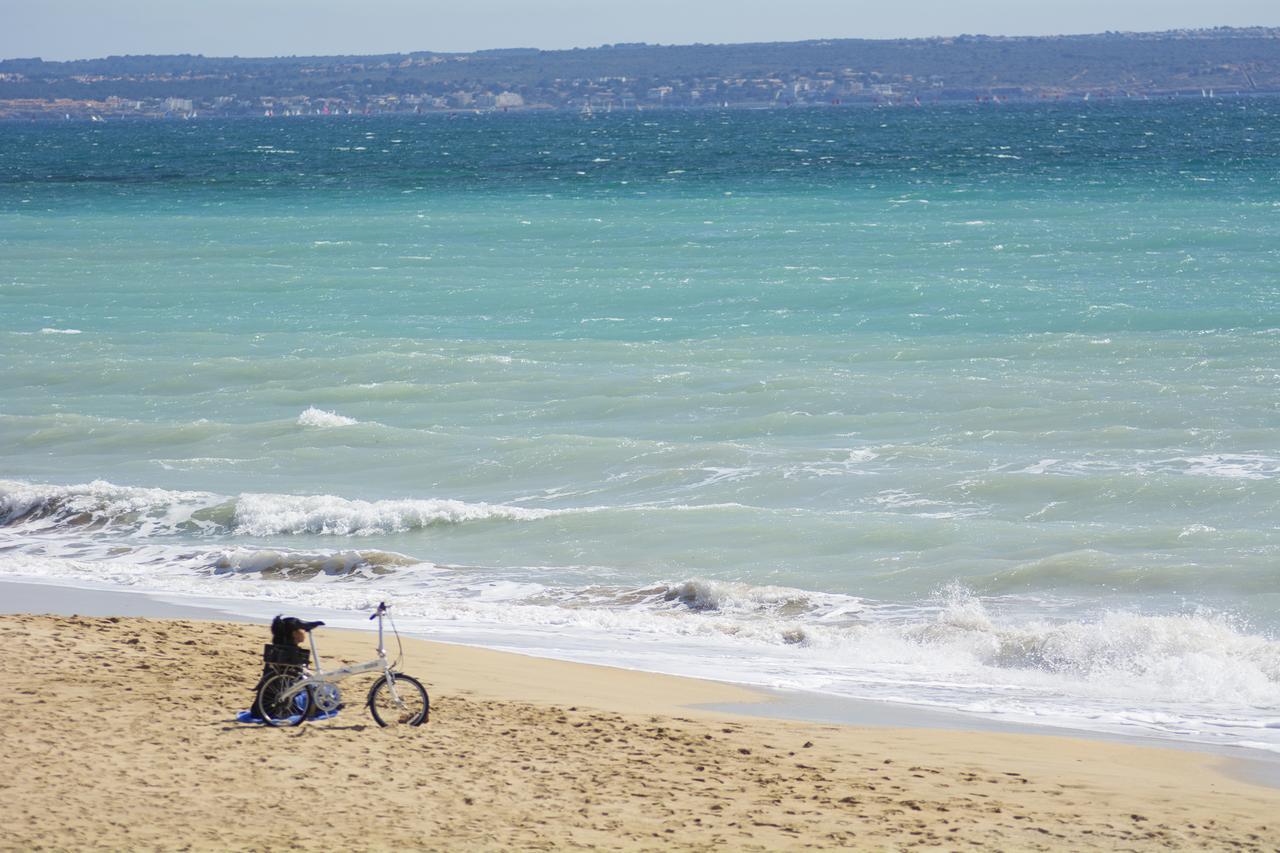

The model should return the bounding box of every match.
[249,643,310,719]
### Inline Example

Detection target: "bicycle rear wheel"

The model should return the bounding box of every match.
[367,673,429,727]
[258,673,312,727]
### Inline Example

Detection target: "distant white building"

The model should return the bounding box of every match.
[494,91,525,108]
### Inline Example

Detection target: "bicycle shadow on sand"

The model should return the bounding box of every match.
[217,717,377,734]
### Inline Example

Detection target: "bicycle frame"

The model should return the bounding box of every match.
[306,625,387,684]
[277,609,397,701]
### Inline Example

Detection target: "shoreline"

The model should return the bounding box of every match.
[9,89,1280,124]
[2,580,1278,848]
[5,574,1280,791]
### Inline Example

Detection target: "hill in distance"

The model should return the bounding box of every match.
[2,27,1278,118]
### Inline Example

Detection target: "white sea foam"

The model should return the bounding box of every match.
[1173,454,1280,480]
[892,589,1280,707]
[39,327,82,334]
[462,354,515,364]
[869,489,981,519]
[232,492,558,536]
[1015,453,1280,480]
[297,406,359,427]
[154,457,264,471]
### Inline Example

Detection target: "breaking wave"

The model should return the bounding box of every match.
[232,492,558,535]
[0,479,218,535]
[297,406,360,427]
[650,578,865,621]
[894,587,1280,706]
[0,478,561,538]
[207,546,420,579]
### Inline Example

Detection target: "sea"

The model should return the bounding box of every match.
[3,99,1279,752]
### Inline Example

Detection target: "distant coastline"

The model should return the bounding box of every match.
[3,26,1279,121]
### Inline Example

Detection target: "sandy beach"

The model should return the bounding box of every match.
[0,595,1276,851]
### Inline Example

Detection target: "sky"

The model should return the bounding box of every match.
[3,0,1279,61]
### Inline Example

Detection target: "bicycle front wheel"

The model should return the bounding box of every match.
[367,673,429,727]
[258,673,312,727]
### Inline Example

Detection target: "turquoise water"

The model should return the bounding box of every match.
[3,101,1279,748]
